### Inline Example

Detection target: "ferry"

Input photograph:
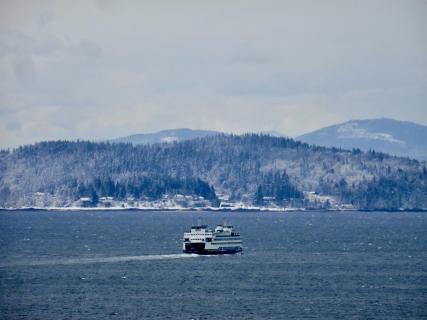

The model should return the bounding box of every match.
[183,223,243,254]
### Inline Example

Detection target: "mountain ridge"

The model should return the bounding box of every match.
[105,118,427,160]
[108,128,221,145]
[297,118,427,160]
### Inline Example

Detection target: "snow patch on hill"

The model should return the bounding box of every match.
[160,136,179,143]
[337,123,405,144]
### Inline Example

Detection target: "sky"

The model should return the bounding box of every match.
[0,0,426,148]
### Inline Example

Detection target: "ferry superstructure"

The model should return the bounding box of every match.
[183,224,243,254]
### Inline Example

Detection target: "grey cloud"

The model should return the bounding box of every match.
[5,120,21,132]
[92,0,122,14]
[11,54,36,83]
[38,11,53,29]
[0,0,426,148]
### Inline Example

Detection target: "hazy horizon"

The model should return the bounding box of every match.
[1,1,426,148]
[106,117,427,139]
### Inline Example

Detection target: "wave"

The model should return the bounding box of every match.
[0,253,200,267]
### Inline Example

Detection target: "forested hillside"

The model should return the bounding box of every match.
[0,134,426,209]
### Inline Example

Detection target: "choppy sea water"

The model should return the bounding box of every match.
[0,210,426,320]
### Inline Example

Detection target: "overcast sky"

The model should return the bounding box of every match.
[0,0,426,148]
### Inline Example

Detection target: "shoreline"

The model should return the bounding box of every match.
[1,207,426,213]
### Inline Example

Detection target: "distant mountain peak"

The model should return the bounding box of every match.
[297,118,427,160]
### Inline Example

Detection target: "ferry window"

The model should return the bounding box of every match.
[206,238,212,242]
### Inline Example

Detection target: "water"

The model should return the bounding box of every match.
[0,210,426,319]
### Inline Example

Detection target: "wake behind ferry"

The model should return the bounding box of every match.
[183,223,243,254]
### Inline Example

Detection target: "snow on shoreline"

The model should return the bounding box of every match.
[1,205,425,212]
[0,206,392,213]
